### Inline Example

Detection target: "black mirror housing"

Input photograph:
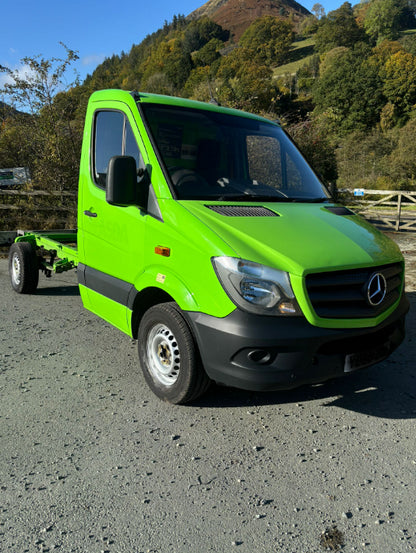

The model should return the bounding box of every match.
[106,156,138,207]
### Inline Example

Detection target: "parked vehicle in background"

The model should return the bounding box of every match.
[0,167,30,189]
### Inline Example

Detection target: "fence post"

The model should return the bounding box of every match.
[395,193,403,231]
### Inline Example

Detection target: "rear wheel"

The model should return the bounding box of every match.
[138,302,210,404]
[9,242,39,294]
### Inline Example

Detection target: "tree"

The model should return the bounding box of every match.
[182,17,228,54]
[0,44,82,193]
[336,129,393,189]
[288,119,338,182]
[141,36,192,91]
[315,2,368,53]
[192,38,223,67]
[312,44,384,134]
[216,47,277,112]
[239,16,294,66]
[363,0,403,43]
[311,3,326,19]
[388,118,416,188]
[383,50,416,119]
[0,43,79,114]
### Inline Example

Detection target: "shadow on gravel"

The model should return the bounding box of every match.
[193,293,415,420]
[36,285,80,296]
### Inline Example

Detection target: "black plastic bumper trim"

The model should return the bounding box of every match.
[184,293,409,391]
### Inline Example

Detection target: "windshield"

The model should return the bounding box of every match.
[141,103,330,202]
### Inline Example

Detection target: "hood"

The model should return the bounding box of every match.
[180,201,403,276]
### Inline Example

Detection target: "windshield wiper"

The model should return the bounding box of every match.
[291,197,330,203]
[215,194,292,202]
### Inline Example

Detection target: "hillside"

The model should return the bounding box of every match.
[2,0,416,209]
[189,0,310,40]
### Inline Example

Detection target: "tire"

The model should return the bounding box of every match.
[138,302,210,404]
[9,242,39,294]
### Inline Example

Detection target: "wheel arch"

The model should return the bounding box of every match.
[130,286,176,339]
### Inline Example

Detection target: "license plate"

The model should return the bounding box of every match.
[344,346,389,373]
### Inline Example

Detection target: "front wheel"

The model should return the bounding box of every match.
[9,242,39,294]
[138,302,210,404]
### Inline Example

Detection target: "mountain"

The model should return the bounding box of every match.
[0,101,22,119]
[188,0,310,41]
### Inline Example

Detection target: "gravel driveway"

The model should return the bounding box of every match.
[0,237,415,553]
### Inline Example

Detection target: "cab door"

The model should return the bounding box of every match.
[78,103,148,331]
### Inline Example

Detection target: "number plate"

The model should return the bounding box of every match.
[344,346,389,373]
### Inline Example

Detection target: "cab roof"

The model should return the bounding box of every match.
[89,89,280,127]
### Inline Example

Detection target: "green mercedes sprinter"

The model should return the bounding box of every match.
[9,90,409,403]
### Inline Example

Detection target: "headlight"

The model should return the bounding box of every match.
[212,257,301,316]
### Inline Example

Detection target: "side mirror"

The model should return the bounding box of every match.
[106,156,141,208]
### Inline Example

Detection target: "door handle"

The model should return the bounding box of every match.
[84,210,97,218]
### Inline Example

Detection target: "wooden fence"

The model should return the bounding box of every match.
[342,189,416,232]
[0,188,76,212]
[1,187,415,247]
[0,188,77,246]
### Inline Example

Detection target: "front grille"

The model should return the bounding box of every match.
[206,205,278,217]
[305,262,403,319]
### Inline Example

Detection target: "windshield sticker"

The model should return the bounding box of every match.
[181,144,197,160]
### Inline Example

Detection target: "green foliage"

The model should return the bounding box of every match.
[239,16,294,66]
[383,50,416,118]
[336,129,393,189]
[0,44,79,114]
[388,118,416,186]
[141,37,193,91]
[216,46,277,112]
[3,4,416,210]
[335,121,416,190]
[314,2,367,53]
[183,17,229,53]
[363,0,403,43]
[192,38,223,67]
[311,3,325,19]
[0,44,82,193]
[400,31,416,55]
[288,119,338,182]
[312,44,384,134]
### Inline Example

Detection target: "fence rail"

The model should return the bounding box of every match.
[342,189,416,232]
[1,187,415,248]
[0,188,76,244]
[0,188,76,211]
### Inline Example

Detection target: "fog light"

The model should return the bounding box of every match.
[248,349,272,364]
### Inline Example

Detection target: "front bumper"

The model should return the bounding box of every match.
[184,293,409,391]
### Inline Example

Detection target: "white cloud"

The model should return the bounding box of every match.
[82,54,105,66]
[0,63,37,87]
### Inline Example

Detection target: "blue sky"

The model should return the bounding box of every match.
[1,0,344,87]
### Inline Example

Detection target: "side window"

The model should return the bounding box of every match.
[93,110,145,188]
[94,111,124,187]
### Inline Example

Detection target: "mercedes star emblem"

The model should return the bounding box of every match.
[366,272,387,306]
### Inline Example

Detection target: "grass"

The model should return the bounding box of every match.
[274,37,316,77]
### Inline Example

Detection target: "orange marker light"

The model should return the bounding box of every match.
[155,246,171,257]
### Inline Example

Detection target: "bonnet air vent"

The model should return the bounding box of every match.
[206,205,279,217]
[325,206,355,216]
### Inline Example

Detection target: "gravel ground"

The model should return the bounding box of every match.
[0,234,415,553]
